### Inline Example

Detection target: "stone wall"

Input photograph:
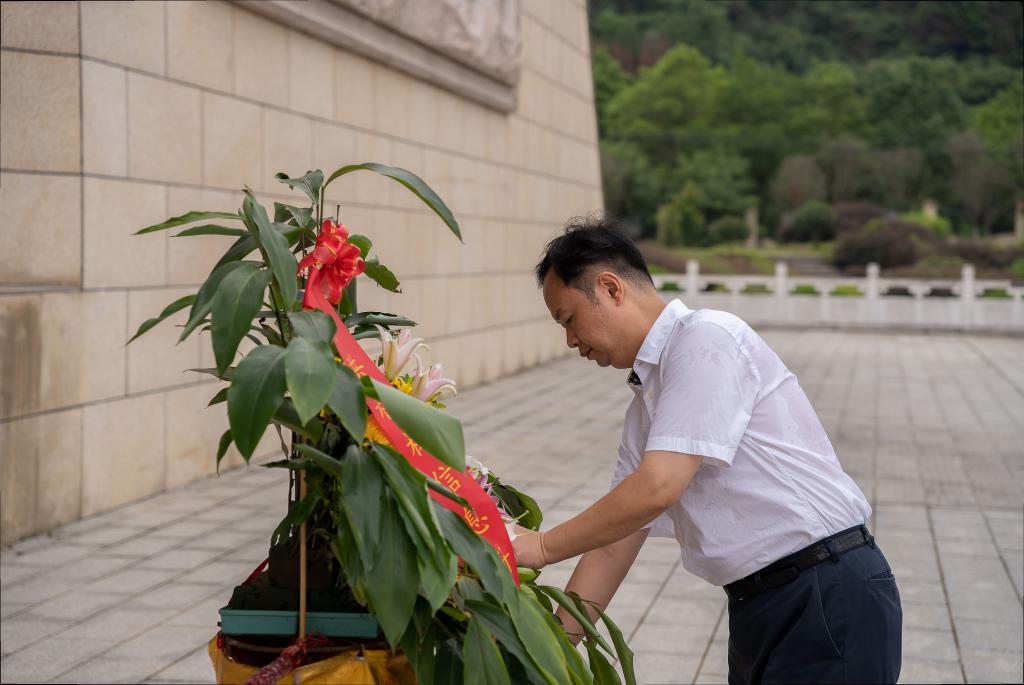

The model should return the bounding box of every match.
[0,0,602,544]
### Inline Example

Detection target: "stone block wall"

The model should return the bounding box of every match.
[0,0,602,544]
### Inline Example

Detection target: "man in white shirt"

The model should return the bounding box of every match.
[513,218,902,684]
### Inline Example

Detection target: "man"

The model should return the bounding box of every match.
[512,217,902,684]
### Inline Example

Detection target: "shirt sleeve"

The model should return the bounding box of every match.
[644,321,760,467]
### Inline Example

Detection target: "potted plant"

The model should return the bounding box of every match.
[130,164,637,685]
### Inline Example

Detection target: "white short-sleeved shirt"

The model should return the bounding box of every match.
[611,299,871,586]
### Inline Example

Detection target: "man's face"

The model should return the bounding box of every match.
[542,270,627,369]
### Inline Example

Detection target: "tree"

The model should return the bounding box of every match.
[671,149,756,220]
[600,140,663,236]
[772,155,826,211]
[946,131,1016,236]
[592,47,634,137]
[656,182,707,247]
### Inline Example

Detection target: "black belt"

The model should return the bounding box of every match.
[724,525,874,602]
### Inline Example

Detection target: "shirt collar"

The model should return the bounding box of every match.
[630,299,691,386]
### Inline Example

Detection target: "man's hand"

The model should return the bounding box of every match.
[513,529,549,569]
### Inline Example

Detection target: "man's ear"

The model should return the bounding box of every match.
[597,271,625,304]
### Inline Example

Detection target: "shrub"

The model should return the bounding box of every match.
[659,281,682,291]
[1012,258,1024,280]
[709,215,749,244]
[901,210,952,236]
[833,202,886,235]
[833,218,937,270]
[938,240,1024,270]
[656,183,708,246]
[791,284,820,295]
[780,200,835,242]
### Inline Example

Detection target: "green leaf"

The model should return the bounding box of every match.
[339,445,384,570]
[507,590,570,685]
[179,261,249,343]
[426,478,470,508]
[284,337,335,425]
[213,234,258,270]
[215,429,233,474]
[172,224,247,238]
[348,233,372,258]
[363,258,401,293]
[136,210,241,234]
[435,506,515,606]
[227,344,286,460]
[208,387,228,406]
[463,617,512,685]
[273,202,315,229]
[270,488,322,546]
[593,603,636,685]
[244,191,298,314]
[272,398,324,443]
[188,366,234,381]
[275,170,324,205]
[435,640,464,685]
[327,365,367,440]
[364,493,418,646]
[492,482,544,531]
[293,442,344,478]
[369,377,465,471]
[288,310,336,343]
[323,163,462,242]
[211,263,273,375]
[128,294,196,344]
[344,311,416,329]
[584,640,621,685]
[535,585,612,654]
[464,599,549,685]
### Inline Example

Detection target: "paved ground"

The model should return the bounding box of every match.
[2,330,1022,684]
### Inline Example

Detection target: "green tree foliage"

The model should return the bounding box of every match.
[592,47,633,136]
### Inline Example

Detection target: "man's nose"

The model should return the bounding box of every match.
[565,328,578,349]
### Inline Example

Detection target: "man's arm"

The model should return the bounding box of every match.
[555,528,650,646]
[535,450,701,565]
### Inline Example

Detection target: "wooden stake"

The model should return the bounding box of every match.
[298,469,308,641]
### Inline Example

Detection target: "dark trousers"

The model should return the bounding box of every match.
[727,540,902,684]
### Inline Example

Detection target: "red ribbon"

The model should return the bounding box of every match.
[297,227,519,584]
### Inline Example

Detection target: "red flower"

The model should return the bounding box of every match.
[296,219,365,306]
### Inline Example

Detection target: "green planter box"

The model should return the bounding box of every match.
[219,607,380,638]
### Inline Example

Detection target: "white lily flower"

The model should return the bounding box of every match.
[410,358,457,402]
[375,325,427,381]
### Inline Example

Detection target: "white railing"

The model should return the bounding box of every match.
[653,261,1024,332]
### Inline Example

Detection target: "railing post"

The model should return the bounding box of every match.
[961,263,975,329]
[774,261,788,321]
[866,262,880,324]
[686,259,699,305]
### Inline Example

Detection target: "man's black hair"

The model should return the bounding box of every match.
[535,215,654,297]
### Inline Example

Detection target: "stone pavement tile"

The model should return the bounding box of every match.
[643,597,724,628]
[165,594,227,628]
[22,590,125,622]
[0,616,67,654]
[181,528,262,552]
[5,542,97,566]
[3,575,77,604]
[83,567,178,595]
[622,561,677,585]
[952,618,1023,654]
[146,518,224,539]
[960,648,1023,684]
[147,644,216,684]
[41,554,137,583]
[65,525,145,546]
[177,558,258,585]
[1002,551,1022,597]
[105,624,213,662]
[117,507,187,529]
[937,537,1001,558]
[61,607,176,641]
[100,536,184,558]
[128,582,225,610]
[193,504,261,523]
[0,637,115,683]
[0,562,39,586]
[694,673,728,685]
[632,652,701,685]
[0,600,30,619]
[896,579,945,604]
[897,659,964,684]
[51,655,171,684]
[931,510,991,540]
[701,637,729,676]
[873,504,932,531]
[901,601,953,631]
[901,627,960,662]
[609,581,664,610]
[631,622,716,655]
[137,547,226,571]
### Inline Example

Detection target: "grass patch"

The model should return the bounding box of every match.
[659,281,682,292]
[740,283,772,294]
[829,285,863,297]
[791,284,820,295]
[980,288,1011,299]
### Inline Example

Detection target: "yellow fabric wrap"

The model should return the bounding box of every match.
[207,636,417,684]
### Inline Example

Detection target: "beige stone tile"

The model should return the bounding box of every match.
[389,140,425,210]
[81,393,165,516]
[262,108,312,194]
[0,411,38,544]
[165,185,241,285]
[232,6,288,106]
[127,72,201,184]
[311,121,356,200]
[167,0,233,92]
[82,177,167,288]
[1,0,78,52]
[0,172,81,287]
[0,51,80,172]
[165,382,228,488]
[334,49,376,130]
[58,290,129,405]
[82,60,128,176]
[81,0,165,74]
[35,407,84,532]
[0,295,42,419]
[202,92,262,190]
[287,29,334,121]
[127,287,202,394]
[373,64,410,140]
[350,133,392,206]
[484,110,511,164]
[406,78,439,145]
[435,89,465,154]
